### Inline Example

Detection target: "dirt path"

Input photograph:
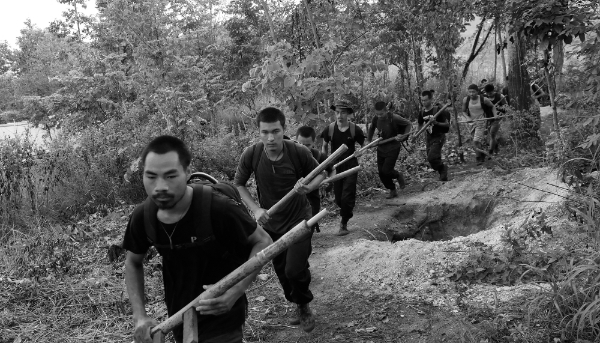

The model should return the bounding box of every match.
[245,163,569,342]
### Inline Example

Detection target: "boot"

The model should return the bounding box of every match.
[397,173,406,189]
[386,189,398,199]
[439,164,448,182]
[336,222,349,236]
[298,303,315,333]
[289,312,300,325]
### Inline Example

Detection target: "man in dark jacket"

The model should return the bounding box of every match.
[418,91,451,181]
[484,84,508,155]
[367,101,412,198]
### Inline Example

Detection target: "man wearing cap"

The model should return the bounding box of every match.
[462,84,497,164]
[367,101,412,198]
[321,100,366,236]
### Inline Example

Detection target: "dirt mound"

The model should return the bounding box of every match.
[321,167,569,310]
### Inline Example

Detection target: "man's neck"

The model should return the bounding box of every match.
[158,187,192,220]
[265,144,284,160]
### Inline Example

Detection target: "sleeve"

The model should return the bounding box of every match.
[319,127,330,143]
[354,125,366,146]
[394,115,412,134]
[300,145,319,177]
[122,208,151,255]
[213,197,257,254]
[367,116,377,141]
[233,146,254,187]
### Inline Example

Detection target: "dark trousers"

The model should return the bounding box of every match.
[174,325,243,343]
[426,134,446,171]
[334,159,358,224]
[267,230,314,305]
[488,120,500,153]
[307,194,320,232]
[376,148,401,190]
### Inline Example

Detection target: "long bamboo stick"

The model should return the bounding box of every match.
[150,209,328,336]
[267,144,347,216]
[320,166,361,185]
[411,102,451,140]
[333,138,381,169]
[458,114,514,124]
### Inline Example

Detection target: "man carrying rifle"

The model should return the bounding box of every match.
[235,107,325,332]
[367,101,412,199]
[123,135,272,343]
[418,90,451,181]
[320,100,366,236]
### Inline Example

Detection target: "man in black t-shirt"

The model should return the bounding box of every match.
[484,84,508,155]
[234,108,324,333]
[123,136,272,343]
[367,101,412,199]
[320,100,366,236]
[295,126,331,234]
[418,90,451,181]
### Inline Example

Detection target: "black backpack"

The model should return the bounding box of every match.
[143,172,246,257]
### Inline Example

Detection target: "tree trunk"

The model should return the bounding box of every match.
[506,32,530,110]
[412,38,425,89]
[494,19,498,81]
[553,41,565,90]
[302,0,320,49]
[461,18,494,80]
[260,0,277,44]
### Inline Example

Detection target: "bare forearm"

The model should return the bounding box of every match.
[321,142,329,155]
[125,260,148,321]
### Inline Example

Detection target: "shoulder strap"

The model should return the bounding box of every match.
[194,185,213,242]
[329,122,335,140]
[283,140,303,180]
[252,142,264,175]
[349,122,355,139]
[143,199,158,244]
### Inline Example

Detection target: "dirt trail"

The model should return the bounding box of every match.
[248,165,570,342]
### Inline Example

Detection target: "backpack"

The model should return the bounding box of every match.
[251,140,304,180]
[328,122,356,141]
[463,95,494,118]
[143,173,246,259]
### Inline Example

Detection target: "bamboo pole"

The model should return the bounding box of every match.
[150,210,328,336]
[320,166,362,185]
[333,138,381,169]
[267,144,348,216]
[411,103,451,141]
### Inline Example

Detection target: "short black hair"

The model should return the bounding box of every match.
[141,135,191,169]
[468,84,479,91]
[421,90,433,99]
[374,101,387,111]
[296,126,316,140]
[484,84,495,93]
[256,107,286,128]
[481,78,488,83]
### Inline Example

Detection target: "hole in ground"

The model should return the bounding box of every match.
[363,196,499,242]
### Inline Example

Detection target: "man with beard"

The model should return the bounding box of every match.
[123,135,272,343]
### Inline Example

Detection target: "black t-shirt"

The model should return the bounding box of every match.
[418,107,451,137]
[488,92,507,115]
[122,191,257,338]
[367,113,412,153]
[320,122,366,172]
[234,142,317,234]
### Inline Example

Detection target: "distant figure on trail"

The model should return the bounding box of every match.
[484,84,508,156]
[418,91,451,181]
[295,125,332,234]
[479,78,489,92]
[321,100,366,236]
[123,135,272,343]
[502,85,511,106]
[462,84,497,165]
[530,81,550,106]
[235,107,324,333]
[367,101,412,198]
